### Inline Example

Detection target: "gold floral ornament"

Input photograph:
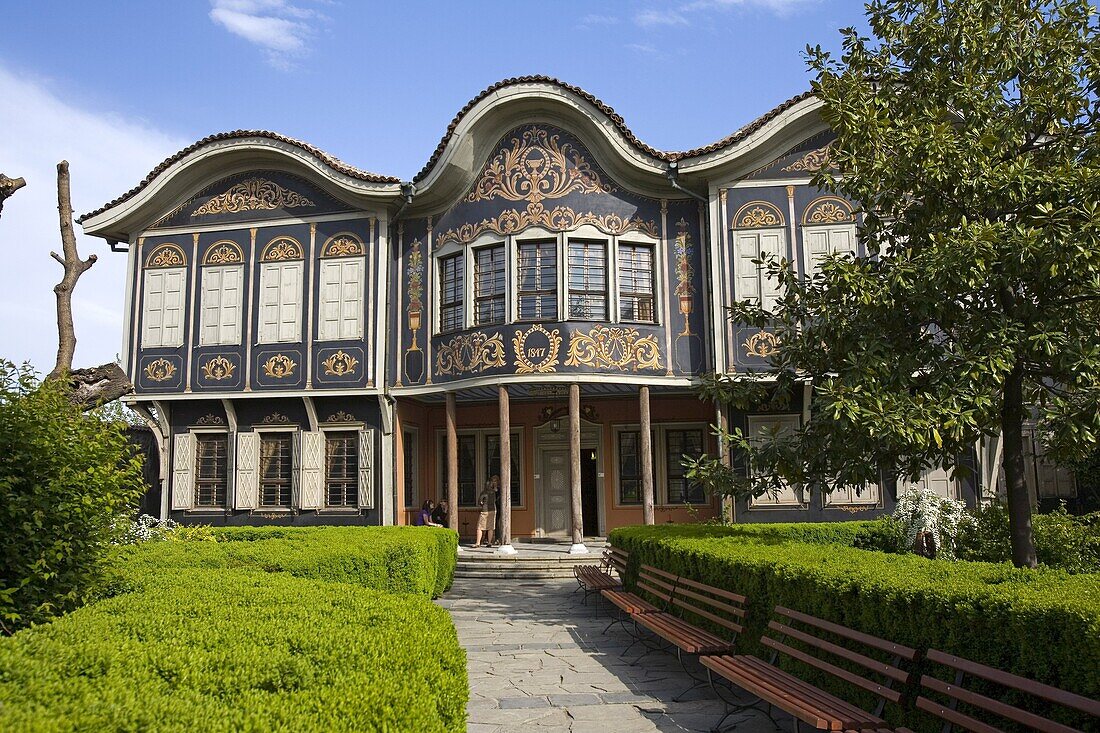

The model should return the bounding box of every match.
[145,243,186,268]
[804,196,855,225]
[201,356,236,381]
[406,240,424,350]
[674,219,696,335]
[261,236,304,262]
[202,240,244,265]
[144,358,177,382]
[322,350,359,376]
[512,324,562,374]
[435,332,506,376]
[192,177,315,216]
[262,354,297,378]
[322,234,364,258]
[781,143,833,173]
[565,325,662,371]
[262,412,291,424]
[743,330,781,358]
[325,411,356,423]
[436,204,658,246]
[734,202,785,229]
[465,127,613,204]
[196,414,224,426]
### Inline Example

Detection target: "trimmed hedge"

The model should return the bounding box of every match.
[113,526,458,599]
[610,524,1100,731]
[1,527,465,732]
[0,569,465,732]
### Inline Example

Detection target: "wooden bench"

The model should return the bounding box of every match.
[702,606,919,732]
[600,562,668,622]
[913,648,1100,733]
[573,546,627,608]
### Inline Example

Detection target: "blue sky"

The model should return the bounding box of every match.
[0,0,870,370]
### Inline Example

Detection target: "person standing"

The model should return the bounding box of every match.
[474,476,499,548]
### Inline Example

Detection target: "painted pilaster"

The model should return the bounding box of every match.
[244,227,257,391]
[184,233,199,392]
[306,222,316,388]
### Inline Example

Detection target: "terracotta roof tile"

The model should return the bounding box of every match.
[77,130,401,224]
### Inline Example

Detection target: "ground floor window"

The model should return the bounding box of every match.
[486,433,521,506]
[195,433,228,507]
[325,431,358,507]
[614,424,708,506]
[746,415,805,508]
[437,429,524,508]
[259,433,293,508]
[403,428,419,508]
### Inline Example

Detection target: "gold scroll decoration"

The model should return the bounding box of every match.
[201,356,236,381]
[144,358,177,382]
[322,350,359,376]
[435,332,506,376]
[564,325,662,372]
[743,330,781,358]
[465,127,613,204]
[322,233,364,258]
[781,143,833,173]
[202,240,244,265]
[803,196,855,225]
[145,243,187,268]
[436,203,658,247]
[262,354,297,378]
[193,177,315,216]
[260,236,304,262]
[512,324,562,374]
[732,201,785,229]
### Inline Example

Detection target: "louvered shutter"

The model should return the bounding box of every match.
[358,428,375,509]
[258,264,281,343]
[161,268,185,347]
[200,268,223,346]
[340,259,364,339]
[219,265,243,344]
[735,231,784,312]
[805,229,831,277]
[318,261,342,341]
[234,432,259,509]
[757,231,783,312]
[278,262,302,342]
[171,433,195,509]
[298,431,324,509]
[748,416,802,506]
[828,225,856,258]
[292,431,302,506]
[142,271,165,347]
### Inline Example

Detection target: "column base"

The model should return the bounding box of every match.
[569,543,589,555]
[495,544,517,556]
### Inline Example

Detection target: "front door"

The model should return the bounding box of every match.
[540,449,571,538]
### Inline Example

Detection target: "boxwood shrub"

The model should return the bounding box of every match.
[610,524,1100,731]
[0,569,465,732]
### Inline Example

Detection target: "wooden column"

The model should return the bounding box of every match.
[569,383,586,552]
[497,385,515,554]
[445,391,458,533]
[640,385,655,525]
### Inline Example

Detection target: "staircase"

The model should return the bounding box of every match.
[454,538,608,580]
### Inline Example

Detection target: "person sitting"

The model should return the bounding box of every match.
[413,500,442,527]
[431,498,449,528]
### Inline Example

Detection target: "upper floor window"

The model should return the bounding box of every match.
[567,240,608,320]
[473,244,506,326]
[803,197,857,277]
[141,243,188,348]
[517,240,557,321]
[318,234,366,341]
[258,236,304,344]
[732,202,786,313]
[199,240,244,347]
[617,242,655,323]
[438,253,464,333]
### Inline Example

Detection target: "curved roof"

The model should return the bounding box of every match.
[77,129,401,224]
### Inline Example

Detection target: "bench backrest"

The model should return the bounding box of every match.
[915,649,1100,733]
[607,546,629,575]
[763,606,919,715]
[667,574,747,638]
[637,564,679,606]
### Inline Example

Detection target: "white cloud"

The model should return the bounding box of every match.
[635,0,814,27]
[0,64,188,373]
[209,0,322,69]
[635,8,689,27]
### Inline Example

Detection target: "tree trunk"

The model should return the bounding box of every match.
[49,161,96,381]
[0,173,26,219]
[1001,365,1038,568]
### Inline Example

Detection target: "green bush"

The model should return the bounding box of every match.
[610,524,1100,731]
[0,362,144,632]
[851,516,912,554]
[956,503,1100,573]
[0,568,466,732]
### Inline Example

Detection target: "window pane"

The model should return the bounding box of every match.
[667,429,706,504]
[486,434,521,505]
[458,435,478,506]
[618,431,641,505]
[195,434,228,507]
[259,434,292,508]
[517,241,557,321]
[403,430,418,508]
[618,243,655,322]
[325,432,358,507]
[439,253,464,332]
[567,241,607,320]
[474,245,505,325]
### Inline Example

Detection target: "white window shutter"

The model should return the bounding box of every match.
[805,228,831,277]
[234,432,259,509]
[258,264,282,344]
[735,232,761,303]
[319,261,341,341]
[171,433,195,510]
[220,266,243,344]
[142,271,165,347]
[162,269,185,347]
[828,225,857,258]
[758,231,783,312]
[279,262,302,342]
[358,428,374,509]
[299,431,324,509]
[200,268,222,346]
[748,416,803,506]
[292,431,302,506]
[341,259,365,339]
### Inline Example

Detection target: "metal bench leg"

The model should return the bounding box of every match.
[671,648,710,702]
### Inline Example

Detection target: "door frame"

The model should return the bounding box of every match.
[533,419,603,538]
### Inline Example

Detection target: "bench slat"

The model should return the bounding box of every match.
[921,675,1085,733]
[674,574,747,604]
[637,613,732,654]
[735,655,883,724]
[672,595,743,633]
[776,607,918,661]
[914,696,1005,733]
[924,649,1100,718]
[672,583,747,618]
[761,636,903,704]
[769,620,910,685]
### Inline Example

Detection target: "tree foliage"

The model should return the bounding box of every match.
[687,0,1100,567]
[0,361,144,633]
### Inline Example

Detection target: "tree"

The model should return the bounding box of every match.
[0,173,25,220]
[687,0,1100,568]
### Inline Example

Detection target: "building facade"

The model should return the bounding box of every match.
[80,77,1071,539]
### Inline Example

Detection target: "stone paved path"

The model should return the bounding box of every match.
[436,577,777,733]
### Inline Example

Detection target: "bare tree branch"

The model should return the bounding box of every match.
[48,161,97,381]
[0,173,26,220]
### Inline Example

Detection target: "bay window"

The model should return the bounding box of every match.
[567,240,608,320]
[517,240,557,321]
[617,242,655,323]
[438,253,464,333]
[473,244,506,325]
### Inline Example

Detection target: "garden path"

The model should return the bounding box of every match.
[437,576,776,733]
